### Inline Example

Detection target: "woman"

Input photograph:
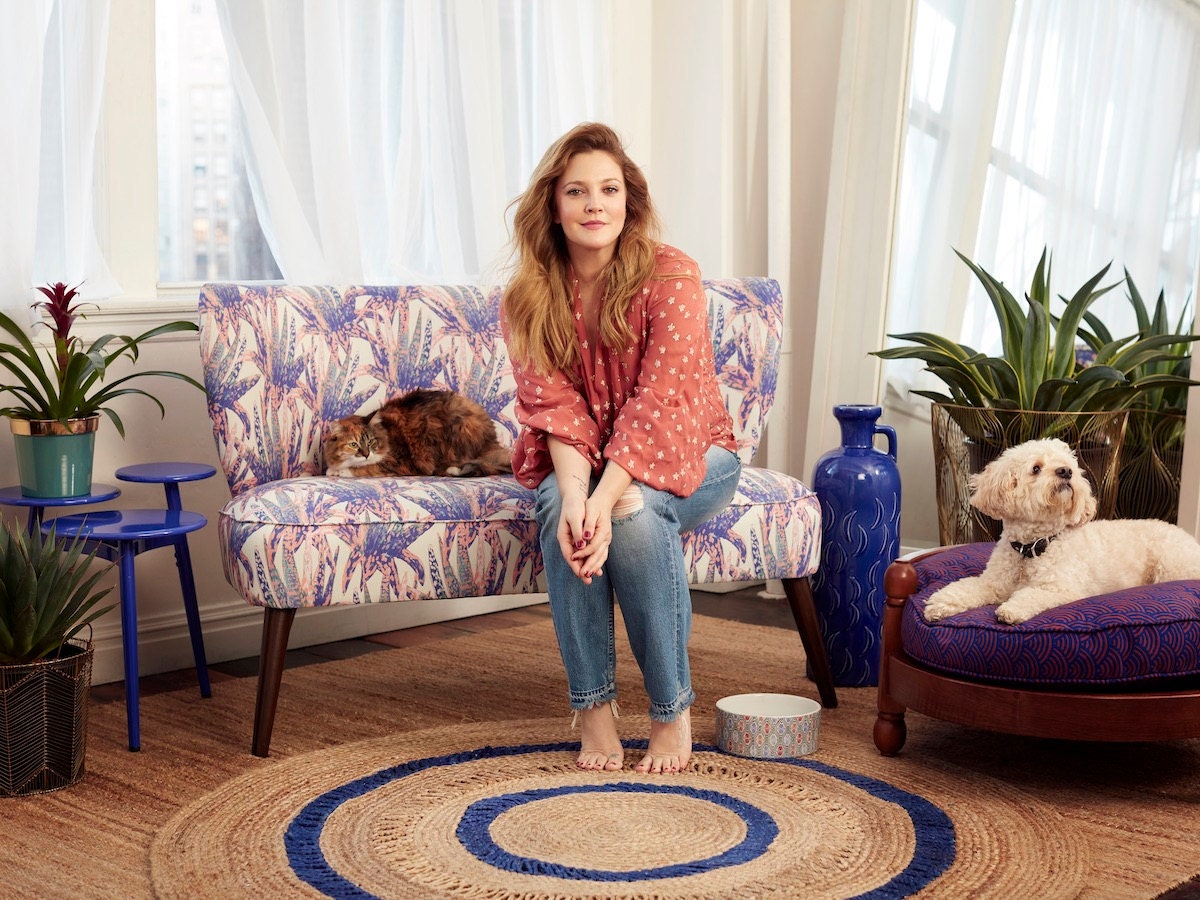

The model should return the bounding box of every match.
[501,122,740,774]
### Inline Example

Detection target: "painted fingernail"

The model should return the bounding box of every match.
[584,531,592,539]
[575,540,585,549]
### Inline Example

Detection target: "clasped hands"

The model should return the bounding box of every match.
[557,492,613,585]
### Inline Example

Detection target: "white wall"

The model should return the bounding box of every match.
[0,2,854,685]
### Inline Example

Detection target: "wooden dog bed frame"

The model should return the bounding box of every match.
[874,548,1200,756]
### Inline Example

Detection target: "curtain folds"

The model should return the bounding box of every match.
[214,0,611,285]
[885,0,1200,400]
[0,0,114,321]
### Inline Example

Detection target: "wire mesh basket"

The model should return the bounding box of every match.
[1116,410,1186,524]
[0,638,93,797]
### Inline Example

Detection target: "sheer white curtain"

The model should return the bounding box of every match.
[214,0,611,284]
[886,0,1200,398]
[0,0,115,322]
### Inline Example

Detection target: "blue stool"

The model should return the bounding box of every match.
[43,462,216,751]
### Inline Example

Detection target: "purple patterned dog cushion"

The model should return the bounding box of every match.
[901,543,1200,686]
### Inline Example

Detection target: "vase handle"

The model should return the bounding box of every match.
[875,425,898,461]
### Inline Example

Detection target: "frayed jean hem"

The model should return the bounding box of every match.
[569,685,619,710]
[648,688,694,722]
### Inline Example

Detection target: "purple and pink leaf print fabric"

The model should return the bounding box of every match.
[199,280,820,608]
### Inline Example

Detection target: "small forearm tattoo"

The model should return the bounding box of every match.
[569,473,589,495]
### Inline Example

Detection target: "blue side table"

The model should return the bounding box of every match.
[42,462,216,751]
[0,483,122,535]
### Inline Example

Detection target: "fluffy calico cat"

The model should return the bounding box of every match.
[324,389,512,478]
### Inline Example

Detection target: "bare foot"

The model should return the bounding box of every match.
[575,703,624,771]
[635,707,692,774]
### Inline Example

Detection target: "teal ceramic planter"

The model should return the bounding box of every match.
[8,416,100,499]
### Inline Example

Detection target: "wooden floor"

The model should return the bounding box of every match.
[91,584,794,705]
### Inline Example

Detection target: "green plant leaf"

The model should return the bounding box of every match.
[1051,262,1115,376]
[874,248,1197,415]
[0,523,113,665]
[1,293,200,427]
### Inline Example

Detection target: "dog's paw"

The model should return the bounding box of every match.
[923,597,956,622]
[994,602,1030,625]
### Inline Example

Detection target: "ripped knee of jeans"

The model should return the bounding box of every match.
[611,485,644,519]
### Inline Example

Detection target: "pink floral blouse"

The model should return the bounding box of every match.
[505,245,737,497]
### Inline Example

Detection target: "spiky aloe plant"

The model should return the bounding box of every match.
[871,248,1198,415]
[1086,275,1197,521]
[0,281,203,437]
[0,522,113,664]
[1081,274,1196,427]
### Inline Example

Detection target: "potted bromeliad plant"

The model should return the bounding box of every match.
[0,521,113,796]
[0,282,202,498]
[872,248,1198,543]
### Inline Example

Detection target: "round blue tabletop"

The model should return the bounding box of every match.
[115,463,217,484]
[44,509,207,540]
[0,483,122,508]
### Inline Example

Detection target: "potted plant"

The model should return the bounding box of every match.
[0,520,113,796]
[0,282,203,498]
[872,248,1198,543]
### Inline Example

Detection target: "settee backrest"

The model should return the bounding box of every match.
[197,278,783,497]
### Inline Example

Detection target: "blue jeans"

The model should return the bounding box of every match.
[535,445,741,721]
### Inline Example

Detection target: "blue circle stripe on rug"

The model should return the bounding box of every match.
[284,741,955,899]
[456,781,778,881]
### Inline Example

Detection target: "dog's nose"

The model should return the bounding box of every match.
[1055,466,1072,480]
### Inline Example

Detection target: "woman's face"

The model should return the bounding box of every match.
[553,151,627,264]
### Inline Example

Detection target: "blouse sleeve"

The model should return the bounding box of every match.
[500,296,605,488]
[604,268,721,492]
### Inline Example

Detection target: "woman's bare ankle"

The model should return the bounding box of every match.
[635,707,692,774]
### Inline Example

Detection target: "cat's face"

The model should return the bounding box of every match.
[324,416,389,474]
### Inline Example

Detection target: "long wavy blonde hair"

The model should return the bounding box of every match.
[502,123,662,375]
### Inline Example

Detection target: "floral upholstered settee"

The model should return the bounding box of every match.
[197,278,835,756]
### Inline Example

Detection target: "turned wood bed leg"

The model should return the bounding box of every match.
[875,559,917,756]
[252,607,297,758]
[783,577,838,709]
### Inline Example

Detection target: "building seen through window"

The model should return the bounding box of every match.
[156,0,280,283]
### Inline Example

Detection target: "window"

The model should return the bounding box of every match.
[156,0,280,283]
[888,0,1200,373]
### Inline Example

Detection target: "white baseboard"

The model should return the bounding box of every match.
[89,593,550,685]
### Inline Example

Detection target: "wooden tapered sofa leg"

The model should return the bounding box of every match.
[252,607,297,758]
[782,576,838,709]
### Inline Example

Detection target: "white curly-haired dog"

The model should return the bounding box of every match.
[923,437,1200,625]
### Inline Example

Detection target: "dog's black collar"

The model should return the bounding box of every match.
[1010,535,1057,558]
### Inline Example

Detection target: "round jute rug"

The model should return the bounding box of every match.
[149,718,1084,899]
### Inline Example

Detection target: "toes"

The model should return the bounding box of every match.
[576,751,603,770]
[635,753,685,774]
[577,749,624,771]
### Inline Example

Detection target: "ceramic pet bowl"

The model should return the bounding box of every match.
[715,693,821,759]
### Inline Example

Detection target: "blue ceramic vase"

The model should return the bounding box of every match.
[810,405,901,687]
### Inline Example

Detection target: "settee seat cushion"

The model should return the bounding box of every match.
[902,542,1200,687]
[218,466,820,609]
